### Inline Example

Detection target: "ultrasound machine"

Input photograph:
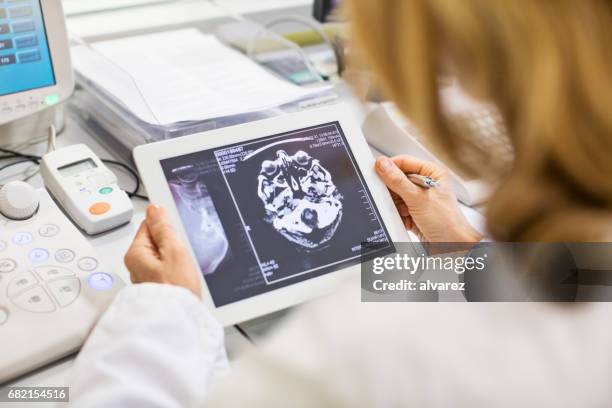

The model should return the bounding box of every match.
[0,0,124,382]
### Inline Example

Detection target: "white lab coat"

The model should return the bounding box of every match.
[70,282,612,407]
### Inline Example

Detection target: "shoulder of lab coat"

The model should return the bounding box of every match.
[69,283,230,408]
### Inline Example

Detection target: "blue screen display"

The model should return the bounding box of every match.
[0,0,56,96]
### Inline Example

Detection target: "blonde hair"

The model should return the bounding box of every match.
[346,0,612,241]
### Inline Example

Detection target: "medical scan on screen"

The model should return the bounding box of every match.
[161,122,393,306]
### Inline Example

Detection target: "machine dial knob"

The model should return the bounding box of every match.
[0,181,40,220]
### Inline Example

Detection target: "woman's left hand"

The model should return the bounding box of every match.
[124,205,202,299]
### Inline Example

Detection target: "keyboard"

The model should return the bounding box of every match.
[449,106,514,165]
[0,187,123,382]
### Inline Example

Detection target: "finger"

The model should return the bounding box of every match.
[391,190,403,202]
[391,155,448,180]
[403,217,412,231]
[145,205,183,256]
[393,195,404,208]
[404,217,424,240]
[402,215,414,231]
[375,157,421,203]
[130,220,158,254]
[125,222,161,280]
[391,191,410,216]
[397,203,410,217]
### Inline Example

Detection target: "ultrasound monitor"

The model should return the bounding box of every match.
[0,0,73,126]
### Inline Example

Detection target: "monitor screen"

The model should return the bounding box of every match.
[0,0,56,96]
[161,122,394,307]
[58,158,97,177]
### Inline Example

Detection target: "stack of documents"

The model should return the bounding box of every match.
[71,28,331,127]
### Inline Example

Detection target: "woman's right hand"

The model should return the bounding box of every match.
[375,155,482,243]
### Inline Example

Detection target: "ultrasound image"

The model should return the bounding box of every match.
[168,164,229,275]
[257,150,343,249]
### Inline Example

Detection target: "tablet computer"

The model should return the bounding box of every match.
[134,104,411,325]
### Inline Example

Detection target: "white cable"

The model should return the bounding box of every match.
[47,124,57,153]
[21,164,40,183]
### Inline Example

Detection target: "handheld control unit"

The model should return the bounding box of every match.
[40,144,133,235]
[0,181,124,382]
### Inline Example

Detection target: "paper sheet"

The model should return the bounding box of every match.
[71,29,329,125]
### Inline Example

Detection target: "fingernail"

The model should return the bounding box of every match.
[147,204,161,220]
[377,157,393,173]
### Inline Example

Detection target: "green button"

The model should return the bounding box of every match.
[45,94,60,106]
[99,187,113,195]
[288,70,318,85]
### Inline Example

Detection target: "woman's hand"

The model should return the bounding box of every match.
[124,205,202,299]
[375,155,482,243]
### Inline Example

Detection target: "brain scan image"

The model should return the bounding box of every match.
[161,123,394,305]
[257,150,343,249]
[169,165,229,275]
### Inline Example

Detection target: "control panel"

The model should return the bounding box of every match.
[0,181,124,382]
[40,144,133,235]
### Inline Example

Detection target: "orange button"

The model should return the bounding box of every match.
[89,202,111,215]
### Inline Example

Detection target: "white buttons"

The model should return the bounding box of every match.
[34,265,74,281]
[12,286,56,313]
[78,257,98,271]
[0,181,40,220]
[28,248,49,263]
[7,267,82,311]
[87,272,114,291]
[0,258,17,273]
[55,249,75,263]
[0,307,8,325]
[12,232,33,245]
[47,278,81,307]
[7,272,38,298]
[38,224,60,237]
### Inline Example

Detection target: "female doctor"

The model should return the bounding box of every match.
[70,0,612,406]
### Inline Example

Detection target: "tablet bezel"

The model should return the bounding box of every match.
[134,104,411,325]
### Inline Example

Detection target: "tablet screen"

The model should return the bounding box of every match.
[161,122,394,307]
